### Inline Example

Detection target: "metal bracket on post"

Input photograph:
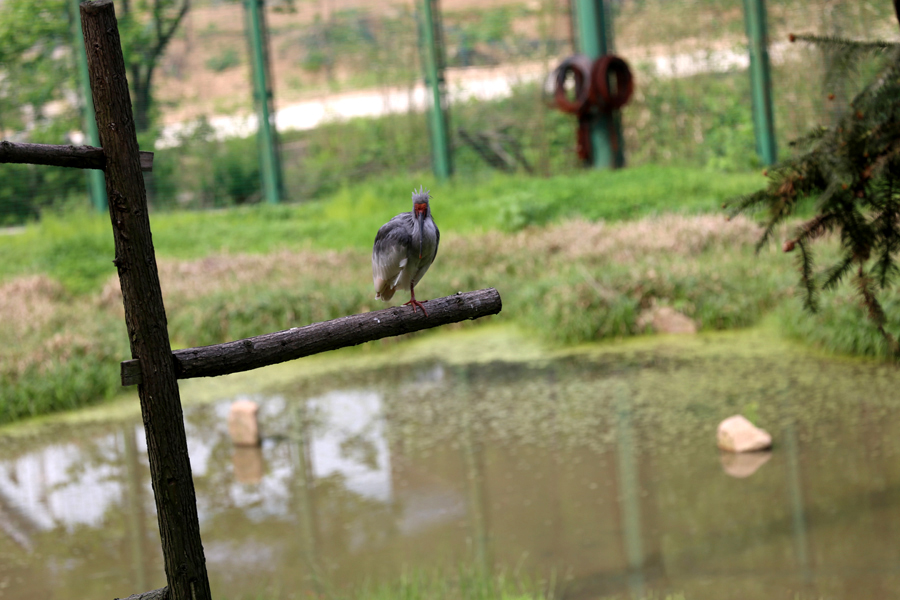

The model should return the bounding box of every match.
[550,54,633,166]
[571,0,626,169]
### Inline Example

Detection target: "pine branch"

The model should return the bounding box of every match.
[821,253,855,290]
[797,238,818,312]
[731,29,900,352]
[788,126,829,149]
[789,34,900,54]
[856,266,900,354]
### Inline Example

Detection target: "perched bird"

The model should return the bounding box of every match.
[372,186,440,316]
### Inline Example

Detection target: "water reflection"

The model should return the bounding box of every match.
[2,337,900,600]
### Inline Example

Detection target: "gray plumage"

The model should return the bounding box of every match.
[372,186,440,314]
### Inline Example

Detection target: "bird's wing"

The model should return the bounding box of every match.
[434,223,440,260]
[372,215,412,299]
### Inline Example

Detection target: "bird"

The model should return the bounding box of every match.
[372,186,440,316]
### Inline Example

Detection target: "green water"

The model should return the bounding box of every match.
[1,328,898,600]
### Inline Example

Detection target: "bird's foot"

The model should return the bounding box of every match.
[403,298,429,316]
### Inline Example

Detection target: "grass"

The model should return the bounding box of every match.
[0,165,763,294]
[1,165,895,425]
[320,568,550,600]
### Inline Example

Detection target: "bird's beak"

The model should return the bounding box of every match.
[416,209,424,259]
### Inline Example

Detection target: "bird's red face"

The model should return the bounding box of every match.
[414,202,428,258]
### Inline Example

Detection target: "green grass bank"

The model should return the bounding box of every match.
[1,165,895,424]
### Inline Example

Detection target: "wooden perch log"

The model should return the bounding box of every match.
[117,588,168,600]
[0,140,153,171]
[122,288,502,386]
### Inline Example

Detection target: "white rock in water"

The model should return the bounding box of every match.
[228,399,260,447]
[717,414,772,453]
[720,450,772,478]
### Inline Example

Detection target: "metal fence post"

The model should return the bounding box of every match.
[70,0,107,211]
[572,0,625,169]
[245,0,283,203]
[743,0,777,165]
[420,0,452,180]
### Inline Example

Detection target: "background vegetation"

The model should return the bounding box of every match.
[2,0,894,221]
[2,165,891,425]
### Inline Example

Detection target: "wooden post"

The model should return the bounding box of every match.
[79,3,211,600]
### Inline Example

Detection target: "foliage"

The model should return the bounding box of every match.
[155,120,262,208]
[0,0,191,223]
[285,8,415,84]
[778,282,900,358]
[0,0,189,135]
[0,276,127,423]
[115,0,190,132]
[0,0,75,133]
[0,209,794,423]
[0,126,88,225]
[728,32,900,354]
[335,568,549,600]
[0,166,762,291]
[204,47,241,72]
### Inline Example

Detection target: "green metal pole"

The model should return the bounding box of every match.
[743,0,777,165]
[70,0,107,211]
[572,0,624,169]
[614,384,646,599]
[245,0,282,204]
[420,0,452,180]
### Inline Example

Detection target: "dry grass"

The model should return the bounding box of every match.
[0,276,67,339]
[478,214,762,261]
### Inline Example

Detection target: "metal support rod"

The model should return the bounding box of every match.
[245,0,283,204]
[420,0,452,180]
[69,0,107,211]
[572,0,624,169]
[743,0,778,165]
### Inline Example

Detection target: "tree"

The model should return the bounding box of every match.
[0,0,189,136]
[117,0,190,133]
[728,3,900,355]
[0,1,77,135]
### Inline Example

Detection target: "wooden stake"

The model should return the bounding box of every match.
[79,3,211,600]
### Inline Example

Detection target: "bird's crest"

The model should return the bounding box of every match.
[412,186,431,204]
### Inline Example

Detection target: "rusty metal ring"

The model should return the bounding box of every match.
[552,54,594,115]
[590,54,634,111]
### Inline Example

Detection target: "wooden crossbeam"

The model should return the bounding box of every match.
[121,288,502,386]
[0,140,154,171]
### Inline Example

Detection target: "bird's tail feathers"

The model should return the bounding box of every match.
[374,277,397,301]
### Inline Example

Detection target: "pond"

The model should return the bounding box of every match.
[1,328,899,600]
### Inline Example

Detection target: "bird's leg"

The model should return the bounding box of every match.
[403,284,428,316]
